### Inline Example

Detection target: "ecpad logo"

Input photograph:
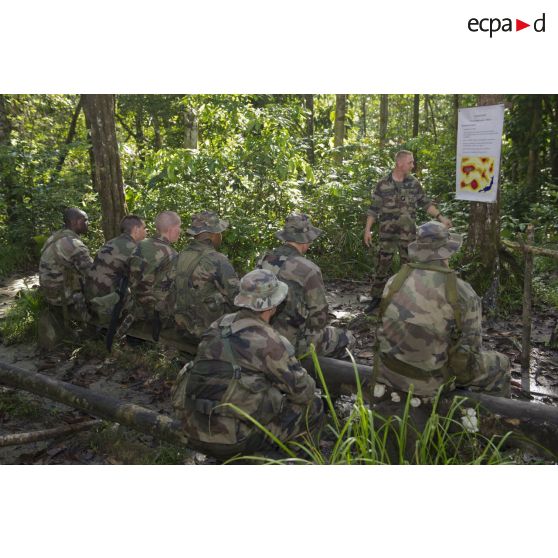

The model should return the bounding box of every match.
[468,13,546,37]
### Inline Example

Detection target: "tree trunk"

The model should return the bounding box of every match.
[183,106,198,149]
[379,94,388,147]
[0,360,186,446]
[465,94,505,304]
[50,96,83,184]
[412,94,420,138]
[550,95,558,184]
[82,94,127,241]
[152,111,163,151]
[304,94,315,165]
[453,94,459,147]
[360,95,367,138]
[333,94,347,165]
[526,95,542,202]
[135,100,145,164]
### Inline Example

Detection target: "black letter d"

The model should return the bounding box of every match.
[534,13,545,32]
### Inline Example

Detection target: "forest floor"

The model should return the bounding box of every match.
[1,274,558,465]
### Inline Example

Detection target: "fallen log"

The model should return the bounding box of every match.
[0,419,101,448]
[0,360,187,446]
[1,357,557,458]
[301,356,558,457]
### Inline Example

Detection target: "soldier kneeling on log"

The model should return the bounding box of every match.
[171,269,324,460]
[374,221,511,401]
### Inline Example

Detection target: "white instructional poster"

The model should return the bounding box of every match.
[455,104,505,203]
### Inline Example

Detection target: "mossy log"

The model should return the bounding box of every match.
[1,357,557,458]
[0,360,187,446]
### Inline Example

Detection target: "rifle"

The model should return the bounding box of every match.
[105,273,129,352]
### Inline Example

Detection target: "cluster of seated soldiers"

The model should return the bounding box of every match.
[38,207,510,459]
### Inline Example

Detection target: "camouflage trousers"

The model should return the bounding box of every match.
[179,394,324,461]
[370,232,415,298]
[376,349,511,398]
[301,326,356,359]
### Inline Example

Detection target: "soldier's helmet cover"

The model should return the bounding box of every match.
[408,221,463,262]
[275,212,323,243]
[234,269,289,311]
[187,210,229,236]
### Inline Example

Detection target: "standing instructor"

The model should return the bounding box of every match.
[363,150,452,312]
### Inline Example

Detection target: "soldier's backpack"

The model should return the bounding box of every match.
[374,262,472,384]
[173,243,214,330]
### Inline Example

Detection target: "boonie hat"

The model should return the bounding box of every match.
[187,210,229,235]
[275,212,322,243]
[408,221,462,262]
[234,269,289,311]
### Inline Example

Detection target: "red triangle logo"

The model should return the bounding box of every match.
[516,19,530,31]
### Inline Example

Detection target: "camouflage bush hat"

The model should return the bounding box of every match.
[408,221,463,262]
[275,212,323,243]
[186,210,229,235]
[234,269,289,311]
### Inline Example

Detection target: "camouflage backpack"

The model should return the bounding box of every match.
[173,242,214,329]
[374,262,467,383]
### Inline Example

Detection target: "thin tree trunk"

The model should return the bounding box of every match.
[453,94,460,147]
[526,95,542,202]
[333,94,347,165]
[412,94,420,138]
[550,96,558,184]
[465,94,504,304]
[304,94,315,165]
[425,95,438,142]
[183,106,198,149]
[0,419,101,447]
[82,94,127,241]
[360,95,367,138]
[379,94,388,147]
[152,112,163,151]
[50,96,83,184]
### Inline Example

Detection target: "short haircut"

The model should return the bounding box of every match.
[120,214,145,234]
[63,207,87,227]
[395,150,413,162]
[155,211,181,233]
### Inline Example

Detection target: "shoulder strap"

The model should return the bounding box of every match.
[445,272,462,335]
[378,264,413,317]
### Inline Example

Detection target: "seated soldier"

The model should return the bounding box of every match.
[86,215,146,325]
[171,269,324,460]
[39,207,93,325]
[374,221,511,399]
[172,210,240,342]
[258,212,354,358]
[128,211,181,332]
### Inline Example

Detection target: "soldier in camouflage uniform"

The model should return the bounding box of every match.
[128,211,181,322]
[86,215,146,324]
[171,211,240,342]
[171,269,324,460]
[363,150,452,312]
[258,213,354,358]
[374,221,510,398]
[39,207,93,322]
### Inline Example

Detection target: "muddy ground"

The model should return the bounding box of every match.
[1,274,558,464]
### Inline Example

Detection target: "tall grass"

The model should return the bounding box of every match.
[0,288,45,345]
[228,346,518,465]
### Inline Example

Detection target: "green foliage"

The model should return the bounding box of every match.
[0,287,45,345]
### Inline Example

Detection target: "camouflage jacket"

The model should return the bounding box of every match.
[376,265,482,389]
[39,229,93,305]
[173,309,317,444]
[258,244,329,354]
[86,232,137,300]
[367,173,432,237]
[172,238,240,338]
[128,236,177,317]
